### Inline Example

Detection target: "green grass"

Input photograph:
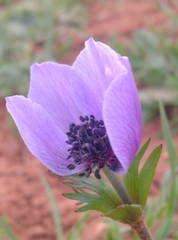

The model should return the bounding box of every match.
[108,12,178,123]
[0,0,88,97]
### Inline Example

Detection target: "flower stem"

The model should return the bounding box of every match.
[131,214,153,240]
[102,168,152,240]
[103,167,132,204]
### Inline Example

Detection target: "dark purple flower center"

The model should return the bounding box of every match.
[66,115,120,179]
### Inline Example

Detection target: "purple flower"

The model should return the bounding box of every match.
[6,38,142,178]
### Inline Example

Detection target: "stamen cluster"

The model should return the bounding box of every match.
[66,115,119,179]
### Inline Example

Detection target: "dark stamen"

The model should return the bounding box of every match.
[108,164,118,171]
[94,168,101,179]
[79,172,86,177]
[79,116,85,122]
[66,115,122,179]
[85,115,89,121]
[67,164,76,170]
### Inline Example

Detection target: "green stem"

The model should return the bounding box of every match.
[103,167,132,204]
[136,225,153,240]
[103,169,152,240]
[132,214,153,240]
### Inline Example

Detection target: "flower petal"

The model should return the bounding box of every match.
[6,96,84,176]
[71,38,126,119]
[103,58,142,174]
[28,62,81,132]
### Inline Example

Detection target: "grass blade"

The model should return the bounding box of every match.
[66,212,91,240]
[138,144,162,208]
[123,139,151,204]
[0,217,17,240]
[40,175,64,240]
[154,102,177,239]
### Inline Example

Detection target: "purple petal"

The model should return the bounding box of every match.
[71,38,126,119]
[6,96,84,176]
[103,58,142,174]
[28,62,81,132]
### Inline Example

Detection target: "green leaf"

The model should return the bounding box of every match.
[123,139,162,208]
[63,174,122,213]
[105,220,124,240]
[0,217,17,240]
[40,175,64,240]
[123,139,151,203]
[132,30,158,53]
[138,144,162,208]
[139,88,178,104]
[66,212,91,240]
[154,102,177,240]
[64,191,116,213]
[103,204,142,224]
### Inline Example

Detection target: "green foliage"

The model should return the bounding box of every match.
[138,145,162,208]
[111,29,178,90]
[154,102,177,240]
[109,26,178,122]
[0,217,17,240]
[103,204,142,224]
[139,103,178,239]
[41,175,100,240]
[64,174,122,213]
[123,140,162,208]
[2,1,178,239]
[123,139,150,204]
[0,0,88,97]
[41,175,96,240]
[41,175,64,240]
[65,212,91,240]
[104,220,124,240]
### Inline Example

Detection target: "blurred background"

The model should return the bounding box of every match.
[0,0,178,239]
